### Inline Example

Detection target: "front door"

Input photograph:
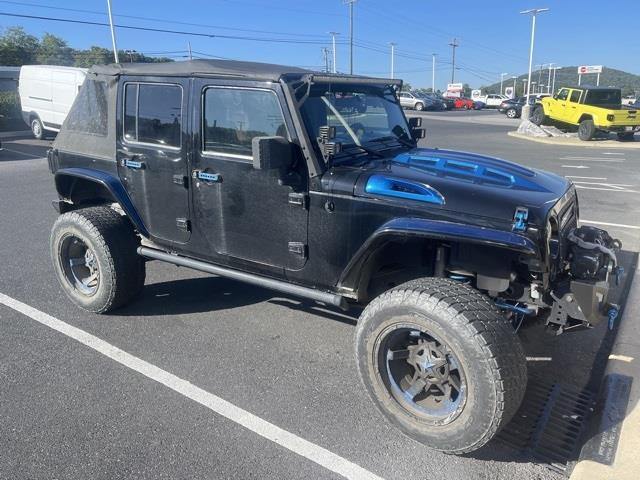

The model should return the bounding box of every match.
[190,80,308,274]
[117,78,191,244]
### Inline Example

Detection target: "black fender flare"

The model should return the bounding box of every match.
[338,217,538,293]
[54,167,149,237]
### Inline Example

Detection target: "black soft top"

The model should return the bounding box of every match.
[90,59,312,82]
[563,85,619,91]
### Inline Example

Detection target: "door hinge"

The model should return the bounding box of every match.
[176,218,191,232]
[288,242,307,258]
[173,174,188,188]
[288,192,309,209]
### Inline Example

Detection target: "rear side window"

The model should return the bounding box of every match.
[570,90,582,103]
[202,87,287,158]
[123,83,182,148]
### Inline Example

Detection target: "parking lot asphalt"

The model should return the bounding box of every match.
[1,115,638,480]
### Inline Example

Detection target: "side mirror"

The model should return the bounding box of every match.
[412,128,426,140]
[251,136,293,172]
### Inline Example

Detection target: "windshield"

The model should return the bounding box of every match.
[300,84,411,162]
[585,89,621,107]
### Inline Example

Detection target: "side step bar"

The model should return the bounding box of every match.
[137,246,348,310]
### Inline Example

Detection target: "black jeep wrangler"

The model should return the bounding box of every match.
[47,60,621,454]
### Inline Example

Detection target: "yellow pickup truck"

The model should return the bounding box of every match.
[531,86,640,141]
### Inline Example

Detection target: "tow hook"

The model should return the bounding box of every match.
[607,305,620,330]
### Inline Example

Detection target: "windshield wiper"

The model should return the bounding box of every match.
[370,135,415,149]
[334,143,386,163]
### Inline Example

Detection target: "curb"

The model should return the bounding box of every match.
[0,130,32,140]
[571,262,640,480]
[507,131,640,149]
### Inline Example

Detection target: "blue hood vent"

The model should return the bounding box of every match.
[365,175,445,205]
[394,150,550,192]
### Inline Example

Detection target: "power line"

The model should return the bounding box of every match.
[0,12,346,45]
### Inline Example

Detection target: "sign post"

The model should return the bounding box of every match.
[578,65,603,86]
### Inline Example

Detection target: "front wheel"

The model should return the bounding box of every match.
[355,278,527,454]
[415,102,424,111]
[50,206,146,313]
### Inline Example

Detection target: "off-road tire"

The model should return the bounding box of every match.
[506,108,518,119]
[355,278,527,454]
[31,117,45,140]
[617,132,635,141]
[531,106,546,125]
[578,119,596,141]
[50,206,145,313]
[415,102,424,111]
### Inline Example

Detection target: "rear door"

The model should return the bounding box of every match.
[117,78,191,245]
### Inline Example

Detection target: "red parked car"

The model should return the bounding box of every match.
[453,97,475,110]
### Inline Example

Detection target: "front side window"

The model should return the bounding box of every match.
[557,89,569,101]
[203,88,287,158]
[123,83,182,148]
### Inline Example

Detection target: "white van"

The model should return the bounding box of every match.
[19,65,87,139]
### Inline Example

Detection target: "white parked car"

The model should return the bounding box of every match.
[472,93,509,108]
[19,65,87,139]
[622,95,637,106]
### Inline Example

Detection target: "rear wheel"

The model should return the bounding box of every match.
[578,119,596,141]
[31,117,45,140]
[415,102,424,111]
[50,206,145,313]
[355,278,527,454]
[617,132,635,141]
[531,106,546,125]
[506,108,518,119]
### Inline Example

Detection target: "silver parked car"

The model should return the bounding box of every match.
[399,91,429,111]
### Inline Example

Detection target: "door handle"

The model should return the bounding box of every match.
[192,170,222,183]
[121,156,145,169]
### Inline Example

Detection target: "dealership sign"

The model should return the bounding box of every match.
[447,83,464,92]
[578,65,603,74]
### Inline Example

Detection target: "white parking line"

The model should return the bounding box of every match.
[559,157,625,163]
[565,176,607,180]
[562,165,590,169]
[581,220,640,230]
[0,293,383,480]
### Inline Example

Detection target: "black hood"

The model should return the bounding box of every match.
[331,147,573,228]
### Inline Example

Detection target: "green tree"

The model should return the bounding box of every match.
[73,46,114,68]
[0,26,39,65]
[37,33,75,65]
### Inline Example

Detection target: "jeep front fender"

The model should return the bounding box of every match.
[54,167,149,237]
[337,217,538,293]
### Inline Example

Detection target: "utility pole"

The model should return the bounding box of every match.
[520,8,549,117]
[449,38,459,84]
[512,76,517,97]
[106,0,119,63]
[389,42,396,79]
[552,66,560,93]
[431,53,437,93]
[500,72,508,95]
[188,41,193,60]
[344,0,358,75]
[322,47,330,73]
[537,63,544,89]
[546,63,554,93]
[328,32,339,74]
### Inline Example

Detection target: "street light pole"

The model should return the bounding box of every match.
[389,42,396,79]
[520,8,549,117]
[500,72,508,95]
[328,32,339,74]
[106,0,119,63]
[547,63,554,93]
[449,38,459,84]
[344,0,357,75]
[431,53,437,93]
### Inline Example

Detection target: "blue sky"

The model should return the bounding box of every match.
[1,0,638,89]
